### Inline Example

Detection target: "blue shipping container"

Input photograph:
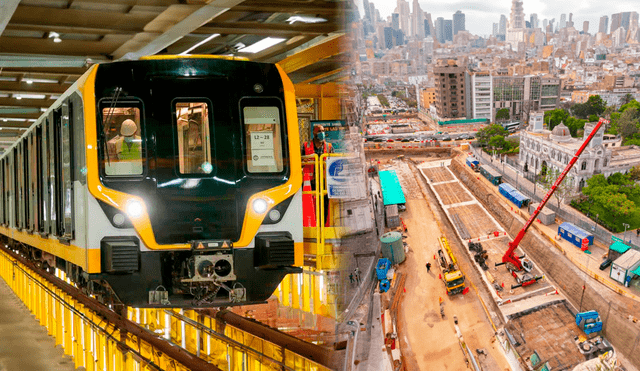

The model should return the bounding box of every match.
[558,222,594,248]
[465,157,479,170]
[498,183,530,208]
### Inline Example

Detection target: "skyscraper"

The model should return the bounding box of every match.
[424,13,434,37]
[560,14,566,29]
[435,17,445,43]
[530,14,538,29]
[392,13,400,30]
[583,21,589,34]
[412,0,425,38]
[499,14,507,36]
[493,23,499,36]
[453,10,465,35]
[395,0,410,36]
[599,15,609,34]
[509,0,524,29]
[444,19,453,41]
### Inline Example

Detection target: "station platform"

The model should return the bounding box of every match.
[0,278,74,371]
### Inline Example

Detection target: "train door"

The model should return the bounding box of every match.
[42,117,50,234]
[0,159,4,225]
[49,111,58,236]
[36,125,44,232]
[54,100,74,239]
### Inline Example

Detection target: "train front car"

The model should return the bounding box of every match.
[85,56,303,307]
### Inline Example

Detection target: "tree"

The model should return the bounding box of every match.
[544,108,569,130]
[630,166,640,181]
[571,95,607,119]
[476,124,508,147]
[496,108,510,122]
[620,93,635,106]
[539,167,576,211]
[616,107,639,139]
[488,135,509,151]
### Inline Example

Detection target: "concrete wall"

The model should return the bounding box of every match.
[450,159,640,369]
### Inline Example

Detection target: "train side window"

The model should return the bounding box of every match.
[175,102,213,175]
[101,106,143,176]
[242,105,284,174]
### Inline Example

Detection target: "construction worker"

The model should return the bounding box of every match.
[114,119,141,161]
[426,262,431,272]
[302,124,334,225]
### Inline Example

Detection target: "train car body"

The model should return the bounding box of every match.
[0,56,303,307]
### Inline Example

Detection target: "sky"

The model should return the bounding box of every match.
[357,0,640,37]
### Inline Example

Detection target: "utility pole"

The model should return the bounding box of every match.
[623,223,630,244]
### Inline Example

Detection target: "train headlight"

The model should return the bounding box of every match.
[126,200,144,219]
[252,198,268,214]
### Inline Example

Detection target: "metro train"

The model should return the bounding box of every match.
[0,55,303,307]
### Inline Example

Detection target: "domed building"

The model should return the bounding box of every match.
[519,113,640,193]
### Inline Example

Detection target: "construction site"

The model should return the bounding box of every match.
[360,146,640,371]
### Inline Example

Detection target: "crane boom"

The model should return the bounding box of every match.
[501,118,609,270]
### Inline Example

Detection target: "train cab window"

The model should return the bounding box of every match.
[243,106,284,173]
[175,102,213,175]
[101,107,143,176]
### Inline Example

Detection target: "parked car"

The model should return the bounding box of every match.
[441,135,452,141]
[599,258,612,271]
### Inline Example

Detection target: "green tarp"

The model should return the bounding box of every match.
[610,241,631,254]
[379,170,406,206]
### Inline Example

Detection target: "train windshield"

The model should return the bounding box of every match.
[101,106,143,176]
[175,102,213,175]
[243,106,284,173]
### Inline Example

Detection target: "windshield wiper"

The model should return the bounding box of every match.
[100,87,122,165]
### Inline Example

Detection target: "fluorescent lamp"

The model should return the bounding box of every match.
[18,94,46,99]
[286,16,327,24]
[239,37,286,54]
[179,34,220,55]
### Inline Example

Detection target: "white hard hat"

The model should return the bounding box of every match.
[120,119,137,136]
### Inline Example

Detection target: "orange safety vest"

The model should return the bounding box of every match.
[303,141,332,177]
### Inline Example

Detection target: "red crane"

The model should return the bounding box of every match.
[499,118,609,283]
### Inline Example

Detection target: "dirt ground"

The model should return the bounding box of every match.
[397,198,510,371]
[433,182,473,205]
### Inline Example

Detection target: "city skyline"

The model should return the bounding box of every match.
[358,0,640,37]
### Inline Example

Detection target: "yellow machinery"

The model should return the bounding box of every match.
[437,237,466,295]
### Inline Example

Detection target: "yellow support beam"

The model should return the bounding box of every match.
[277,34,346,74]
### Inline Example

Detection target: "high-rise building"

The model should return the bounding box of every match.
[599,15,609,34]
[509,0,524,29]
[412,0,425,38]
[560,14,566,29]
[530,14,538,29]
[444,19,453,42]
[566,13,574,28]
[434,60,468,119]
[435,17,445,43]
[583,21,589,34]
[471,71,493,120]
[611,13,622,34]
[392,13,400,30]
[499,14,507,36]
[363,0,371,21]
[493,23,499,36]
[453,10,465,35]
[424,13,434,38]
[543,19,548,29]
[395,0,410,36]
[608,12,637,35]
[384,27,394,49]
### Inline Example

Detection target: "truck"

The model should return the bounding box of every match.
[465,156,480,171]
[437,237,466,295]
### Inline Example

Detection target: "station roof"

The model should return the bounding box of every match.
[610,241,631,254]
[0,0,354,150]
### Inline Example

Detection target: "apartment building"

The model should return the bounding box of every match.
[471,71,493,120]
[434,60,468,119]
